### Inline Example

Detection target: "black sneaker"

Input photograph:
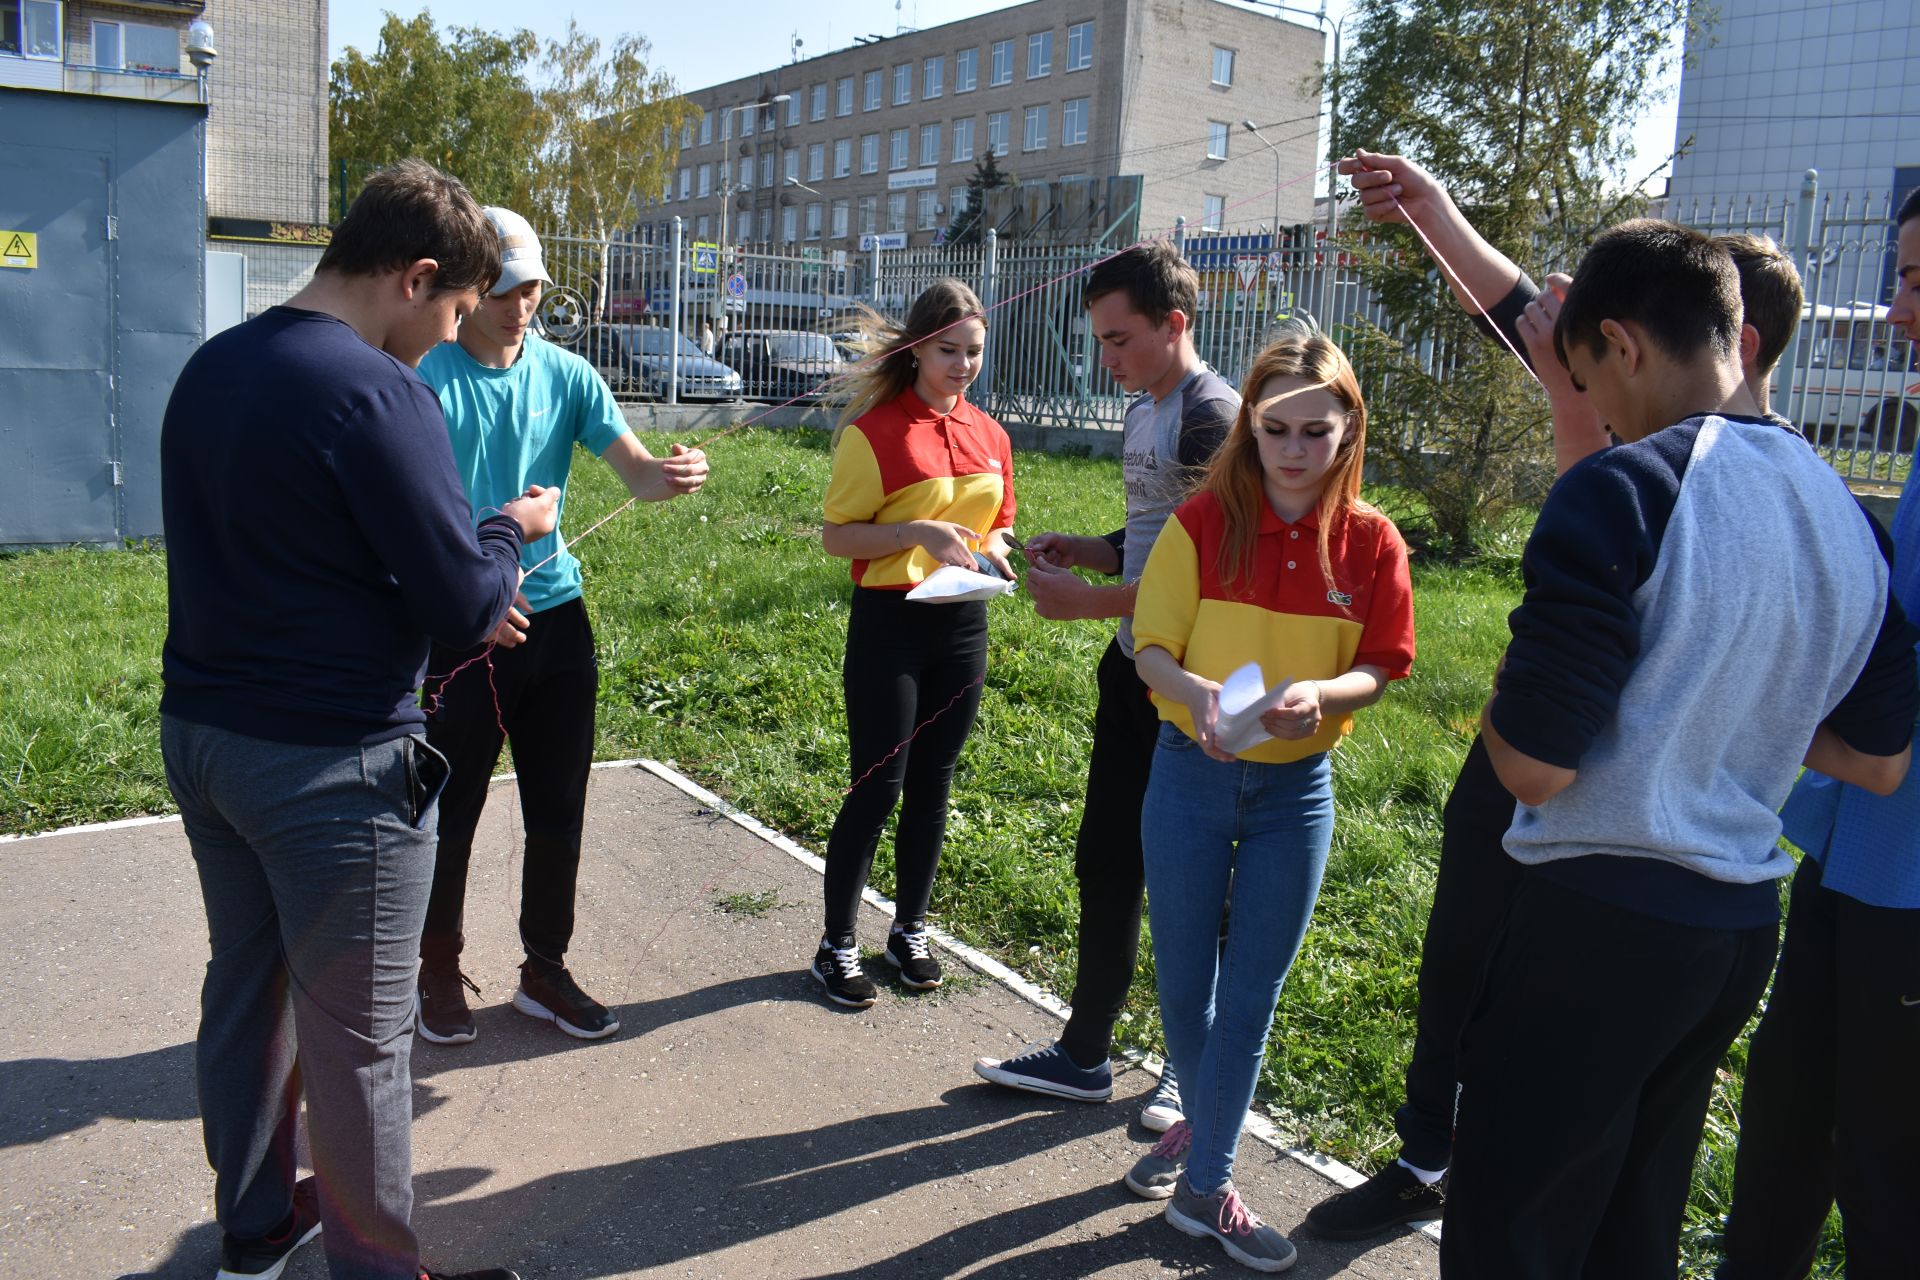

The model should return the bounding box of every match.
[1302,1162,1445,1240]
[512,963,619,1040]
[416,966,480,1045]
[215,1175,320,1279]
[419,1268,522,1280]
[884,920,943,989]
[811,935,878,1008]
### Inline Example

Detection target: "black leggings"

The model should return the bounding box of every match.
[822,587,987,940]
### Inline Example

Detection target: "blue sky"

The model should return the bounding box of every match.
[325,0,1684,194]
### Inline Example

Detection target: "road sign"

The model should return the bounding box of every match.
[725,272,747,298]
[830,250,848,270]
[691,241,719,275]
[1266,250,1286,272]
[0,230,37,270]
[1233,256,1264,291]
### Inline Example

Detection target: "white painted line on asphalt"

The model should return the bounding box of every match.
[0,811,181,842]
[630,757,1438,1240]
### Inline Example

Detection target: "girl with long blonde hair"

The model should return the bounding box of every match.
[811,278,1017,1008]
[1122,334,1416,1271]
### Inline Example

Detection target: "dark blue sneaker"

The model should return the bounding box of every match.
[215,1176,320,1279]
[973,1040,1113,1101]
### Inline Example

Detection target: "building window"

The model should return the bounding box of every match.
[808,143,826,181]
[864,69,883,111]
[662,176,673,204]
[700,114,713,146]
[832,199,850,239]
[858,195,877,236]
[861,133,880,174]
[890,128,910,171]
[1023,105,1049,151]
[782,205,798,243]
[7,0,60,59]
[741,107,755,137]
[806,202,823,240]
[887,192,907,233]
[836,76,854,116]
[920,123,942,167]
[786,95,801,127]
[811,83,828,121]
[698,164,712,197]
[681,121,693,149]
[679,168,691,200]
[949,186,970,223]
[924,56,944,99]
[990,40,1013,87]
[1203,194,1225,230]
[893,62,912,105]
[834,137,852,178]
[1212,47,1234,87]
[697,215,711,239]
[917,189,939,230]
[955,47,978,93]
[1207,120,1229,160]
[721,109,733,141]
[1028,31,1053,79]
[1063,98,1089,147]
[784,149,800,183]
[739,156,753,188]
[1067,21,1093,72]
[952,117,975,163]
[94,17,179,71]
[987,111,1010,158]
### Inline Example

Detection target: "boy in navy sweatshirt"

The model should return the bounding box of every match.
[1445,220,1917,1278]
[160,160,550,1280]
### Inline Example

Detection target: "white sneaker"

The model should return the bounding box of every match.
[1141,1067,1183,1133]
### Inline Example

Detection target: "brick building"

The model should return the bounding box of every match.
[655,0,1323,251]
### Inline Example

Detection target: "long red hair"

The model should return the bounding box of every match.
[1204,335,1371,596]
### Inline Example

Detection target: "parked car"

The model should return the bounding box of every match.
[580,324,742,401]
[1790,301,1920,455]
[719,330,846,402]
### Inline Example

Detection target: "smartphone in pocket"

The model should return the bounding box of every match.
[406,737,452,828]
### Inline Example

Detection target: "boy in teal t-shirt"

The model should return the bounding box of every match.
[414,207,709,1044]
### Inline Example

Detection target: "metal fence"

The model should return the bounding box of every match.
[500,175,1914,487]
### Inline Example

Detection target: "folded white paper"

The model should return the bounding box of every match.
[904,564,1016,603]
[1212,661,1294,756]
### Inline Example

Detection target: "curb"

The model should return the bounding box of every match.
[632,757,1442,1244]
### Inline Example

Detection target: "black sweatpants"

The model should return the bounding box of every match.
[1718,855,1920,1280]
[421,597,599,971]
[1443,874,1778,1280]
[1393,735,1526,1171]
[822,587,987,940]
[1057,637,1162,1067]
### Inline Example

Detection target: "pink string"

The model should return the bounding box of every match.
[843,672,987,796]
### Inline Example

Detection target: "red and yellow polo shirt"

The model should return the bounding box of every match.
[1134,491,1415,763]
[822,387,1016,588]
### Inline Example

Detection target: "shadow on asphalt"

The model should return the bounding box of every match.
[1,1041,198,1148]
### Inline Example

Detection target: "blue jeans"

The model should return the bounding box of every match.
[1141,722,1334,1193]
[163,715,444,1280]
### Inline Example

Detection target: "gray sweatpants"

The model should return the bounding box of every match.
[162,714,446,1280]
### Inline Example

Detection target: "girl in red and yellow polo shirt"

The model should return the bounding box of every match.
[811,278,1017,1009]
[1124,335,1415,1269]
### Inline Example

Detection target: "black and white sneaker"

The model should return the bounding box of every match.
[214,1176,321,1280]
[884,920,943,989]
[512,963,619,1040]
[418,1267,522,1280]
[811,935,878,1008]
[416,966,480,1045]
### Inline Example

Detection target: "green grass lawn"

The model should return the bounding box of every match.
[0,428,1840,1275]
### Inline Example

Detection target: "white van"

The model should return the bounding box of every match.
[1785,301,1920,456]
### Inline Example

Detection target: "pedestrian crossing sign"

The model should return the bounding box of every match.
[691,242,719,275]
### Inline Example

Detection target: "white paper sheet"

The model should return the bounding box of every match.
[904,564,1017,603]
[1212,661,1294,756]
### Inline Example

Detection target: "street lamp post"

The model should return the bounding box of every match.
[1242,119,1283,258]
[1244,2,1346,322]
[710,95,792,325]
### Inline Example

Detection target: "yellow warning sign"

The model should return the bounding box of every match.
[0,231,36,269]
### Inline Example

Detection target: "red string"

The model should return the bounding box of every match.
[843,672,987,796]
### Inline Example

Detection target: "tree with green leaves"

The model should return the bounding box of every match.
[328,11,544,217]
[1327,0,1691,557]
[947,152,1014,247]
